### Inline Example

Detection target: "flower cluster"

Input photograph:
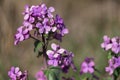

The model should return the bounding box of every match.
[106,56,120,75]
[14,3,68,45]
[101,35,120,54]
[35,70,47,80]
[47,43,76,73]
[80,57,95,74]
[8,66,27,80]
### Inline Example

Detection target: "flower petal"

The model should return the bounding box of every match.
[51,43,57,51]
[57,48,65,54]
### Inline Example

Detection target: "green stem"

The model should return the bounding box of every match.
[86,77,89,80]
[42,33,48,69]
[113,74,117,80]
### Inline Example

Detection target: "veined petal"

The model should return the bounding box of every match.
[17,26,23,33]
[39,28,44,34]
[57,48,65,54]
[48,13,53,18]
[17,71,22,76]
[62,28,69,35]
[51,43,57,51]
[101,43,105,48]
[52,27,57,32]
[23,29,29,34]
[46,50,54,56]
[14,40,19,45]
[36,23,42,28]
[48,7,55,12]
[53,60,58,66]
[81,62,88,67]
[19,35,24,41]
[48,60,54,65]
[53,53,59,58]
[24,14,29,20]
[15,33,22,39]
[105,44,112,50]
[88,61,95,66]
[82,68,88,73]
[45,26,51,34]
[15,67,20,73]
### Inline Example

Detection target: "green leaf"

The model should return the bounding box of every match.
[45,66,61,80]
[37,52,43,57]
[49,71,57,80]
[34,40,43,53]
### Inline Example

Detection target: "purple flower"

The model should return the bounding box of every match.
[14,26,30,45]
[106,57,120,75]
[101,35,120,54]
[8,66,27,80]
[47,43,65,59]
[101,35,112,51]
[47,43,76,73]
[47,7,55,18]
[111,37,120,54]
[80,57,95,74]
[54,15,69,41]
[35,70,47,80]
[55,15,69,35]
[15,3,69,44]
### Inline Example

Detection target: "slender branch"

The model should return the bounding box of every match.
[30,35,40,41]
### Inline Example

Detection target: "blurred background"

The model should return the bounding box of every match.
[0,0,120,79]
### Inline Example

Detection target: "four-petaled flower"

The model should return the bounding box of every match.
[101,35,120,54]
[14,26,30,45]
[80,57,95,74]
[47,43,65,60]
[8,66,27,80]
[101,35,112,51]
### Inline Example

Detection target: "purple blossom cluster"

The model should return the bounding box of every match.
[14,3,68,45]
[101,35,120,54]
[80,57,95,74]
[8,66,27,80]
[35,70,47,80]
[106,56,120,75]
[47,43,76,73]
